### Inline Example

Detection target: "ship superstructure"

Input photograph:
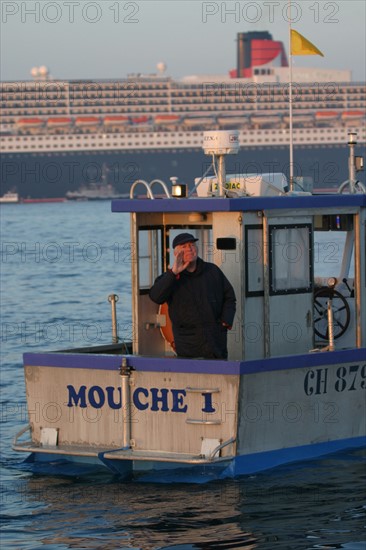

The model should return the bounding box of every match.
[1,32,365,198]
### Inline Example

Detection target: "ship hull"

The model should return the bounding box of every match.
[2,143,365,199]
[14,348,366,483]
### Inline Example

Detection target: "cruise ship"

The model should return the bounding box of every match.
[1,31,365,199]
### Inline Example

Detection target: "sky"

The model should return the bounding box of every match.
[0,0,365,82]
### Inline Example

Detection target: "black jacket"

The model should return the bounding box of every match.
[149,258,236,359]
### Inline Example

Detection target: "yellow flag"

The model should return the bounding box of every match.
[291,29,324,57]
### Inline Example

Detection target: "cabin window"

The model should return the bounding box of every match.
[313,214,355,282]
[269,224,313,295]
[245,226,264,296]
[138,228,163,291]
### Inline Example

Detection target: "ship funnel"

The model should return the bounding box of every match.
[234,30,288,78]
[237,31,272,77]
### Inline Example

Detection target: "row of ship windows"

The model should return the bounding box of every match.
[2,103,359,114]
[1,90,366,105]
[2,101,364,113]
[0,98,366,115]
[2,92,365,104]
[2,100,364,112]
[0,83,172,92]
[1,90,365,103]
[3,136,340,150]
[6,133,202,140]
[0,82,339,91]
[3,128,344,143]
[1,103,364,123]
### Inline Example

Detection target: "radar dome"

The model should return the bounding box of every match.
[156,62,166,74]
[31,67,39,78]
[39,65,49,76]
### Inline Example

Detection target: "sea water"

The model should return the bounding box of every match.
[1,201,365,549]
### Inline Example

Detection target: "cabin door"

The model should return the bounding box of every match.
[263,215,314,356]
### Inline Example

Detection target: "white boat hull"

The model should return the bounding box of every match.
[14,349,366,481]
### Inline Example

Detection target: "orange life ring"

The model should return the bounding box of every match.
[158,302,175,351]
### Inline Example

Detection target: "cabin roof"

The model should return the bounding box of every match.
[112,194,366,214]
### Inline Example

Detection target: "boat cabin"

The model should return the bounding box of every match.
[111,180,365,362]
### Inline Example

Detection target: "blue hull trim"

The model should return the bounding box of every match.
[222,436,366,479]
[21,436,366,483]
[23,347,366,376]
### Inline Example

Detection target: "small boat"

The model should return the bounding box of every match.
[154,115,181,125]
[13,130,366,483]
[182,116,215,128]
[341,110,365,120]
[0,191,19,203]
[103,116,130,126]
[131,116,150,124]
[250,114,282,127]
[217,116,249,127]
[16,117,44,128]
[47,117,72,127]
[66,163,128,201]
[340,111,365,127]
[66,183,127,201]
[283,114,314,127]
[315,111,339,120]
[75,117,100,126]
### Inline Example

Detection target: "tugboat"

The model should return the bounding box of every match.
[13,131,366,482]
[65,183,127,201]
[65,164,128,200]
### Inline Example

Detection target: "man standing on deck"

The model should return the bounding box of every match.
[149,233,236,359]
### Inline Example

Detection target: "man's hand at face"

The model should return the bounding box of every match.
[171,243,198,274]
[172,250,190,274]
